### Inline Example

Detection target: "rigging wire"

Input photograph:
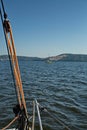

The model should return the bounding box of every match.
[0,1,30,129]
[1,0,7,19]
[37,100,71,130]
[0,3,18,104]
[35,100,43,130]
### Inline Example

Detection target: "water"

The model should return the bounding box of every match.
[0,60,87,130]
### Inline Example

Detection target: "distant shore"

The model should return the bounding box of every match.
[1,53,87,62]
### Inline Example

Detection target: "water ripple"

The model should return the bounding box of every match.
[0,61,87,130]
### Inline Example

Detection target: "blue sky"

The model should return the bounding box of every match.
[0,0,87,57]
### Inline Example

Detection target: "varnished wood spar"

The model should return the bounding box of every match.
[4,20,28,117]
[0,0,30,129]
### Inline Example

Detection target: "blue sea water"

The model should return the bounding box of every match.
[0,60,87,130]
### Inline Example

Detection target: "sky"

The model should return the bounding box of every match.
[0,0,87,58]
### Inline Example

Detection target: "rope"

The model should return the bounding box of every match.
[1,115,19,130]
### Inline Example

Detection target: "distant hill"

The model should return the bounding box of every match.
[1,54,87,62]
[0,55,44,61]
[46,54,87,62]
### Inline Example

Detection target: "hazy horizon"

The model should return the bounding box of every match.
[1,53,87,59]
